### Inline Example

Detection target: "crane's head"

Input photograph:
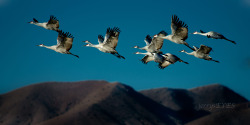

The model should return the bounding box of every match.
[82,40,91,47]
[28,20,35,24]
[134,52,141,54]
[36,44,44,47]
[83,40,90,44]
[84,44,90,47]
[191,31,199,34]
[179,50,186,53]
[133,46,139,48]
[153,34,158,37]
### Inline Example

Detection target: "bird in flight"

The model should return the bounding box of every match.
[29,15,60,32]
[37,31,79,58]
[153,15,194,51]
[133,31,167,53]
[179,45,219,63]
[192,30,236,44]
[83,27,125,59]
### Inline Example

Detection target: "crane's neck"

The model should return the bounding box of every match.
[181,50,194,55]
[160,35,172,40]
[138,46,147,51]
[185,51,195,55]
[40,44,57,51]
[34,22,47,28]
[195,32,207,36]
[134,46,146,50]
[135,52,151,55]
[87,43,101,49]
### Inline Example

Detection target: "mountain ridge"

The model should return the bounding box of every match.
[0,81,179,125]
[0,81,248,125]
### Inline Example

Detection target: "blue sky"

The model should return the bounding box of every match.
[0,0,250,100]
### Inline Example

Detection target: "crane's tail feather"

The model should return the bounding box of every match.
[211,59,219,63]
[180,60,189,64]
[69,53,79,58]
[112,53,125,59]
[224,38,236,44]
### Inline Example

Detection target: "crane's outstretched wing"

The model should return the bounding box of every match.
[149,31,167,51]
[171,15,188,41]
[33,18,38,23]
[47,15,59,29]
[158,61,171,69]
[163,53,179,64]
[144,35,152,46]
[197,45,212,54]
[98,35,104,44]
[57,31,74,51]
[103,27,121,49]
[141,55,154,64]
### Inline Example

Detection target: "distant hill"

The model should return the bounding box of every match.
[140,84,248,123]
[0,81,248,125]
[0,81,179,125]
[186,102,250,125]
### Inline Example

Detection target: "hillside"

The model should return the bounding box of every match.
[0,81,179,125]
[140,84,248,123]
[0,81,248,125]
[186,102,250,125]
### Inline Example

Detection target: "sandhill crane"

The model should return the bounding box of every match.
[179,45,219,63]
[157,53,188,69]
[134,52,165,66]
[133,31,167,53]
[144,52,174,70]
[37,31,79,58]
[29,15,60,32]
[134,52,154,64]
[153,15,194,51]
[192,30,236,44]
[83,27,125,59]
[134,52,187,69]
[163,53,188,64]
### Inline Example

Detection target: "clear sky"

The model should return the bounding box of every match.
[0,0,250,100]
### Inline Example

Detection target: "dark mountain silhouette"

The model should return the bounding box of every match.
[140,84,248,123]
[0,81,248,125]
[189,84,248,109]
[186,102,250,125]
[0,81,179,125]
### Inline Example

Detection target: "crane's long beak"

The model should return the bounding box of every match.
[36,44,43,46]
[82,44,88,47]
[82,40,90,43]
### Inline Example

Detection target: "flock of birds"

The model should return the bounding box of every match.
[29,15,236,69]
